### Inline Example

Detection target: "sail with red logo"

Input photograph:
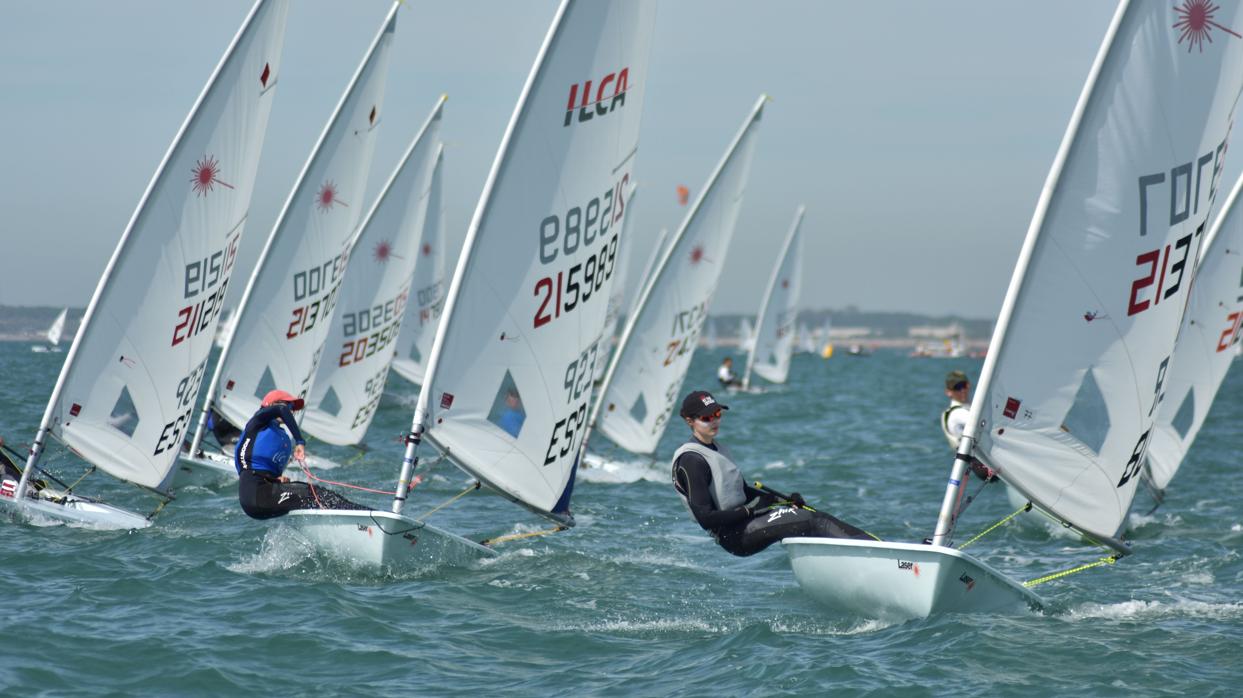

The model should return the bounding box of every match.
[6,0,289,529]
[784,0,1243,620]
[181,2,398,484]
[302,97,446,445]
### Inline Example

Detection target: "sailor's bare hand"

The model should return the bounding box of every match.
[293,444,306,464]
[279,476,290,483]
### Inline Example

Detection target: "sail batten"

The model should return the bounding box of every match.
[953,0,1243,543]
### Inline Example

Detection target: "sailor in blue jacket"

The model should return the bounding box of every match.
[235,390,364,519]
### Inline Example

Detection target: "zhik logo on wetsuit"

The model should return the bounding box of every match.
[278,492,292,504]
[766,506,796,523]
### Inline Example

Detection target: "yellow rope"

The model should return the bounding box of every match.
[480,525,568,547]
[1023,554,1121,588]
[956,501,1032,550]
[415,482,479,522]
[47,464,98,500]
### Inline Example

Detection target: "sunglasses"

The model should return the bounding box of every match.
[696,409,723,423]
[951,382,968,391]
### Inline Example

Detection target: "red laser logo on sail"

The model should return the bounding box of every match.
[317,181,347,211]
[1174,0,1241,52]
[422,243,432,257]
[373,240,401,263]
[690,245,705,264]
[191,156,233,197]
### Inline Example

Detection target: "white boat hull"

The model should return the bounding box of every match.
[285,509,497,570]
[782,537,1042,621]
[0,492,151,530]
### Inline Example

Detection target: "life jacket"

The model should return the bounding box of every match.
[234,422,292,475]
[941,399,967,449]
[671,440,746,512]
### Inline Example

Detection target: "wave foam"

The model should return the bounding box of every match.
[1066,598,1243,621]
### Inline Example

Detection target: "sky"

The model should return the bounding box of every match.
[1,0,1185,319]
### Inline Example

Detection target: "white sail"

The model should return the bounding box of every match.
[743,205,804,387]
[202,4,396,435]
[23,0,289,492]
[592,187,639,382]
[957,0,1243,544]
[739,317,755,353]
[592,96,766,455]
[703,318,718,350]
[1147,172,1243,495]
[302,98,446,445]
[408,0,657,517]
[389,124,449,388]
[46,309,68,347]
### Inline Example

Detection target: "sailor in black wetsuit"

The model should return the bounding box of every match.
[671,390,873,556]
[235,390,365,520]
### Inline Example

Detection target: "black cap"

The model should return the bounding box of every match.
[680,390,729,419]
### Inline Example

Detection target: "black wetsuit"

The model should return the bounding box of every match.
[235,404,365,520]
[672,440,873,556]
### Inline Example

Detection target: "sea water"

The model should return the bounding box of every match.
[0,342,1239,696]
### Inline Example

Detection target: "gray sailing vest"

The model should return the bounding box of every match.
[941,400,967,449]
[671,441,746,511]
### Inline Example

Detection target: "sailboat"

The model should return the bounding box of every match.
[583,96,766,461]
[30,308,68,353]
[1145,171,1243,506]
[741,206,804,389]
[4,0,289,528]
[179,3,397,484]
[284,0,657,569]
[301,97,446,445]
[783,0,1243,620]
[389,111,449,389]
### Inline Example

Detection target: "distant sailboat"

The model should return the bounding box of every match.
[180,3,398,483]
[783,0,1243,619]
[5,0,289,528]
[30,308,68,353]
[742,206,804,389]
[584,96,767,459]
[285,0,658,570]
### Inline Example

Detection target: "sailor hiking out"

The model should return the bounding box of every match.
[671,390,872,556]
[235,390,365,519]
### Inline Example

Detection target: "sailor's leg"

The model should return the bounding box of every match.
[719,506,874,556]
